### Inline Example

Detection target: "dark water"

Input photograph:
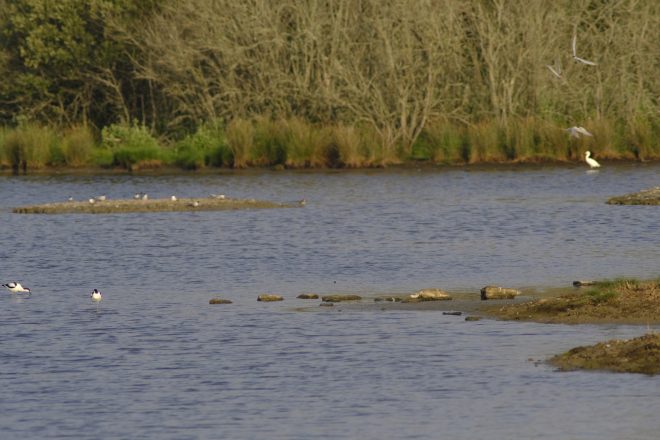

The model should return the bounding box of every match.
[1,164,659,439]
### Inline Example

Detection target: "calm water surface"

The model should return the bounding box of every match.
[1,164,659,439]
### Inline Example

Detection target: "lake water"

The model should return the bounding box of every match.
[1,164,659,439]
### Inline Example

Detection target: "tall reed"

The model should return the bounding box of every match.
[62,125,95,167]
[284,117,332,168]
[1,124,59,172]
[225,118,254,168]
[418,120,467,164]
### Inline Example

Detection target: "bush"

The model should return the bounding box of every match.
[101,123,163,170]
[174,121,232,169]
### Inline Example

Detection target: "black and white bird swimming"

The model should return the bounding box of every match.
[2,282,31,294]
[90,289,103,302]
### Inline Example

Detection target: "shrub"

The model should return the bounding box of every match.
[174,121,232,169]
[101,123,163,170]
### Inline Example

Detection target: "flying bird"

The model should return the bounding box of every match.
[566,126,593,138]
[546,63,562,79]
[572,33,597,66]
[585,151,601,168]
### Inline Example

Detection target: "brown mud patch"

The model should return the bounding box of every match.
[486,279,660,324]
[12,197,303,214]
[549,333,660,375]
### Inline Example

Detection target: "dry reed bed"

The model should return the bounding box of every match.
[12,197,302,214]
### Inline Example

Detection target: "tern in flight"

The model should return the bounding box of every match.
[572,33,597,66]
[566,126,593,139]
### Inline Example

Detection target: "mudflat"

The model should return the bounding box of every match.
[12,197,303,214]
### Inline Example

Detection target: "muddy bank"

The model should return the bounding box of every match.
[12,196,303,214]
[549,333,660,375]
[486,279,660,324]
[607,186,660,205]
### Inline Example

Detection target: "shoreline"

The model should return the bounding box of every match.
[1,158,659,177]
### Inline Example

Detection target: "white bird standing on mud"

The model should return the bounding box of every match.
[585,151,601,168]
[2,282,31,294]
[572,33,597,66]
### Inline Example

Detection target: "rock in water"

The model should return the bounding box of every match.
[321,295,362,302]
[209,298,233,304]
[257,294,284,302]
[297,293,319,299]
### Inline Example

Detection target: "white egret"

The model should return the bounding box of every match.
[585,151,601,168]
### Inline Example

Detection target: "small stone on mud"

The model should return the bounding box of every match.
[297,293,319,299]
[257,294,284,302]
[572,280,595,287]
[321,294,362,302]
[480,285,521,300]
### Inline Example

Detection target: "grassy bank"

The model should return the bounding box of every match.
[1,117,659,173]
[549,333,660,375]
[488,278,660,324]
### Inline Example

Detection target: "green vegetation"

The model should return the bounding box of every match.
[1,1,659,172]
[549,333,660,375]
[490,278,660,324]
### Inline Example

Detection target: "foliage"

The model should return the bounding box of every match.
[61,125,95,167]
[0,123,59,171]
[101,122,163,169]
[174,121,232,169]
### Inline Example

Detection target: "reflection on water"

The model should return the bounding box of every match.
[1,164,659,439]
